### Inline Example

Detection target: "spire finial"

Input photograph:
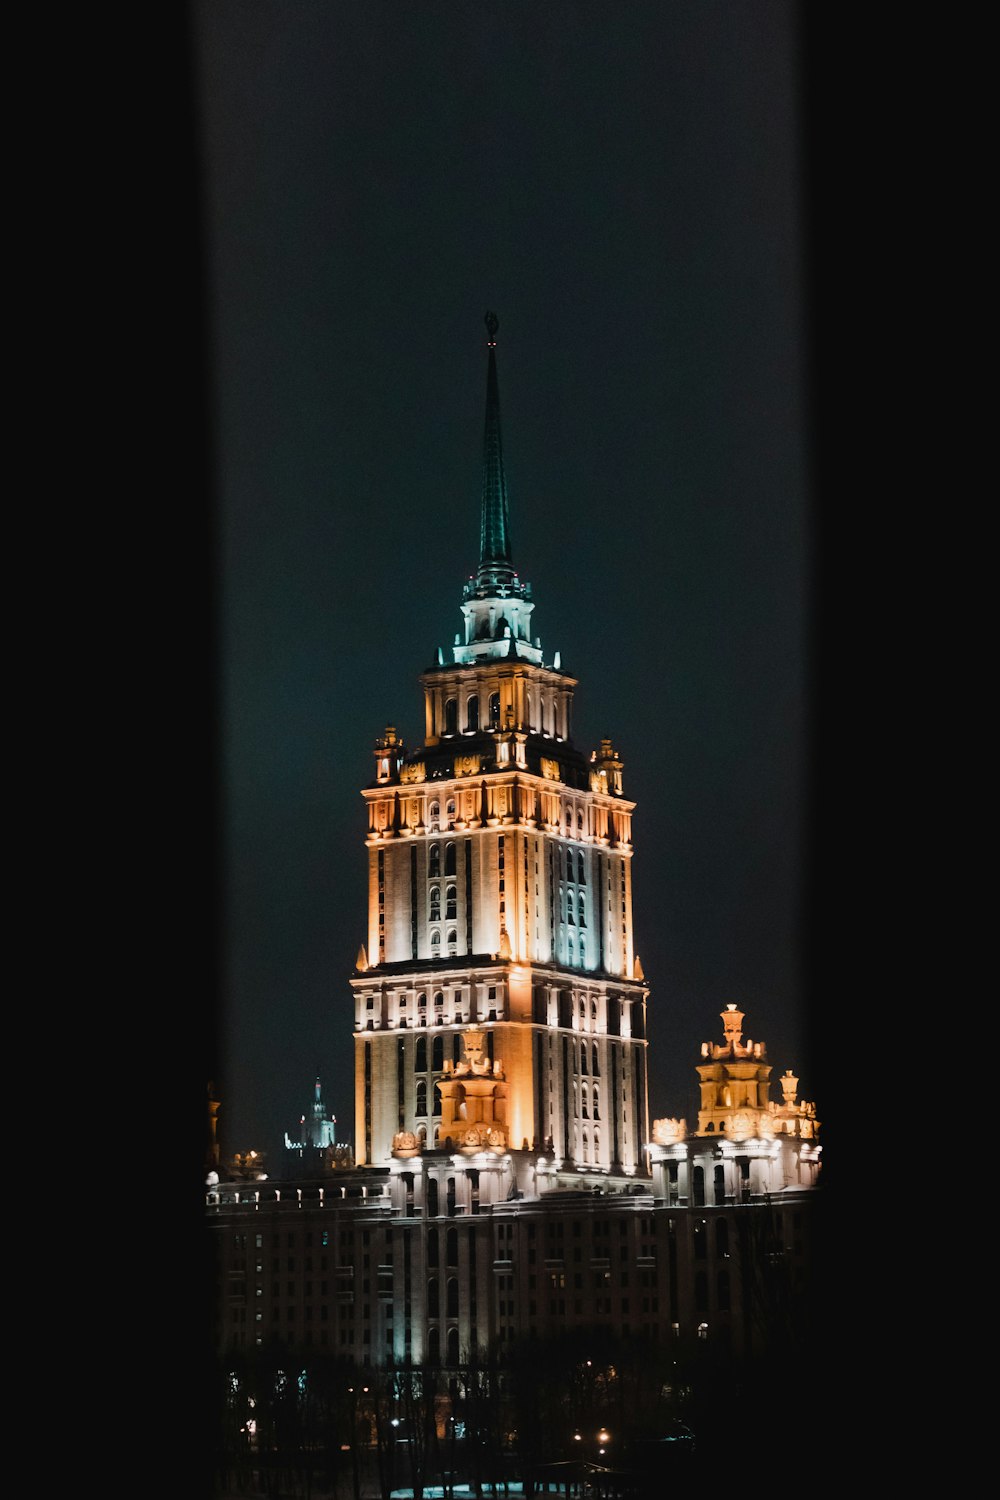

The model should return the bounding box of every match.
[479,313,512,571]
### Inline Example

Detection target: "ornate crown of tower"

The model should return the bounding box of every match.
[692,1005,819,1143]
[351,316,650,1186]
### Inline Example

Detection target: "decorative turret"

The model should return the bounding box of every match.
[590,739,625,796]
[374,726,405,784]
[691,1005,819,1142]
[696,1005,774,1139]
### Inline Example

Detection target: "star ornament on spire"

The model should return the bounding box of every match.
[485,310,498,347]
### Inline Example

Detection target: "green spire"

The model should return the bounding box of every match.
[479,311,513,572]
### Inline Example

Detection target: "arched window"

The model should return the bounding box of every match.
[432,1036,444,1070]
[429,803,440,832]
[693,1167,706,1207]
[446,800,455,825]
[582,1085,589,1119]
[446,1326,459,1367]
[428,844,441,878]
[416,1035,427,1071]
[431,931,440,951]
[444,698,457,735]
[581,1131,589,1163]
[446,1228,458,1265]
[577,852,585,884]
[447,930,457,954]
[467,696,479,731]
[428,1327,440,1364]
[429,887,441,921]
[433,1084,441,1117]
[577,812,583,831]
[592,1086,600,1121]
[445,886,457,919]
[578,893,586,928]
[427,1180,439,1216]
[592,1043,599,1076]
[590,999,597,1020]
[593,1128,600,1159]
[489,692,500,727]
[445,843,456,875]
[418,992,427,1011]
[714,1165,726,1204]
[566,849,574,882]
[416,1080,427,1115]
[581,1043,588,1074]
[428,1227,439,1264]
[567,936,576,967]
[428,1277,439,1316]
[446,1277,459,1317]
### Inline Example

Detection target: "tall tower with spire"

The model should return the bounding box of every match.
[351,316,650,1193]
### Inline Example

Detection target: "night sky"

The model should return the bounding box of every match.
[192,2,816,1171]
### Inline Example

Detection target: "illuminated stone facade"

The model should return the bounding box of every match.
[208,1003,819,1365]
[648,1007,821,1206]
[351,317,649,1186]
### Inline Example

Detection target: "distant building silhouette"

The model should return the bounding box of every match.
[284,1077,337,1169]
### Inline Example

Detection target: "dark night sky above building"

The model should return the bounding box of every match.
[193,1,816,1168]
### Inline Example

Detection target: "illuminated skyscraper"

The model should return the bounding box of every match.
[207,320,821,1377]
[351,315,650,1190]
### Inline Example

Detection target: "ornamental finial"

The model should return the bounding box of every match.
[485,310,499,343]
